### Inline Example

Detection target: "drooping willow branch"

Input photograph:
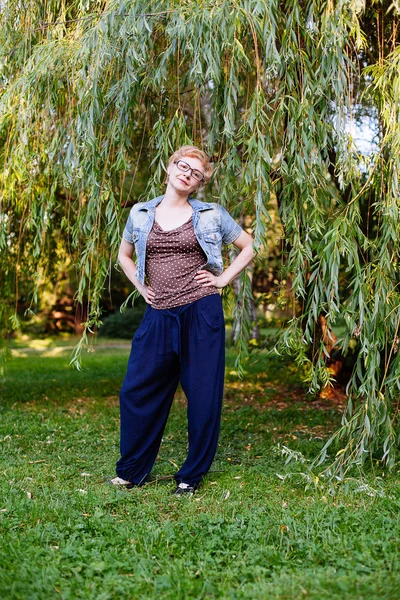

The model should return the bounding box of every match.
[0,0,399,476]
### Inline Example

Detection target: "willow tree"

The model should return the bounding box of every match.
[1,0,399,477]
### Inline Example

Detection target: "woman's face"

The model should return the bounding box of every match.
[167,156,206,195]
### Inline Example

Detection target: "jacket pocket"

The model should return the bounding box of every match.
[131,229,140,243]
[203,231,222,244]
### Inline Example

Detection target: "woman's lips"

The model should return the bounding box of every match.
[177,177,190,186]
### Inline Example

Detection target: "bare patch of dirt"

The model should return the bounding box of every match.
[173,378,347,414]
[223,380,347,413]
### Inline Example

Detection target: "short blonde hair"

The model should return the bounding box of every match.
[168,145,213,183]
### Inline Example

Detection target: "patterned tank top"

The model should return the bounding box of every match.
[145,217,219,309]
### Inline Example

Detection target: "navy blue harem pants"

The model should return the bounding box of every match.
[116,294,225,486]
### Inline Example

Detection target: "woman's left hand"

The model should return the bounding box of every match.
[195,270,227,289]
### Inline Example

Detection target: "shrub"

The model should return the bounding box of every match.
[98,307,146,339]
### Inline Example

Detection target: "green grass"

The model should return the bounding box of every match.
[0,341,399,599]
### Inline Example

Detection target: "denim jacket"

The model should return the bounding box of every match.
[122,195,243,284]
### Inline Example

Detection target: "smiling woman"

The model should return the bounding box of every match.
[112,145,254,495]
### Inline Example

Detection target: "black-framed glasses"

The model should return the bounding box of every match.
[174,159,205,183]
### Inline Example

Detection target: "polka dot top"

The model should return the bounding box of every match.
[145,217,219,309]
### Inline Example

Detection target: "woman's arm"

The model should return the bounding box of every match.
[118,239,155,304]
[194,230,254,288]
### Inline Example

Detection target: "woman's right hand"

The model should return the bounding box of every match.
[136,282,155,305]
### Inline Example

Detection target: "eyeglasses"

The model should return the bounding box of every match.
[174,160,205,183]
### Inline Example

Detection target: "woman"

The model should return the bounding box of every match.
[111,146,254,495]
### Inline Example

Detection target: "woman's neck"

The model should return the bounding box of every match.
[162,187,191,208]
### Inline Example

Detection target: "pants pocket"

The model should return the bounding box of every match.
[133,308,153,340]
[199,296,224,331]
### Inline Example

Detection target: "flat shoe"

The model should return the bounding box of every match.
[106,476,136,489]
[173,482,197,496]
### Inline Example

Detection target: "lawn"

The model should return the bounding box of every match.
[0,339,399,599]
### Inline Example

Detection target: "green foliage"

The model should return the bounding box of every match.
[1,0,400,476]
[98,307,146,339]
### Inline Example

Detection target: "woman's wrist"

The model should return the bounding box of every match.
[129,272,140,288]
[218,273,231,287]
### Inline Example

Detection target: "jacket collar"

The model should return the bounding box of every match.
[138,195,213,211]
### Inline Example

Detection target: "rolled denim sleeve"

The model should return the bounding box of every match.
[122,211,134,244]
[219,205,243,244]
